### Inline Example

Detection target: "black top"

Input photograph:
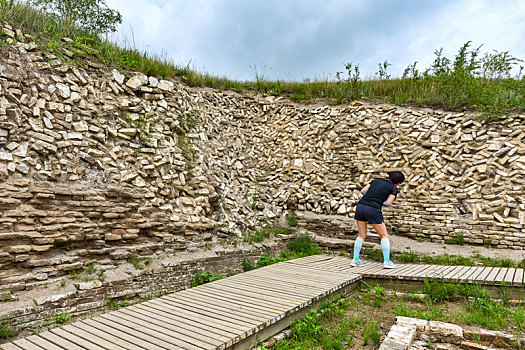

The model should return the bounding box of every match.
[358,179,399,210]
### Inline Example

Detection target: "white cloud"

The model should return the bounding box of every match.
[106,0,525,81]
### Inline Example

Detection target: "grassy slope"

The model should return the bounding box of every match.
[2,2,525,119]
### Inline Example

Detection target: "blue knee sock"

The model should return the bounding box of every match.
[381,238,390,262]
[353,237,364,261]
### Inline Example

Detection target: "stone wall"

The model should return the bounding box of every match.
[1,22,525,292]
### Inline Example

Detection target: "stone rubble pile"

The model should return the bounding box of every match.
[380,316,524,350]
[1,22,525,292]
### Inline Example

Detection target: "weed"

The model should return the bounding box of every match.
[242,258,255,272]
[285,210,298,227]
[399,250,419,263]
[60,279,66,287]
[0,317,16,339]
[191,270,226,287]
[173,244,178,254]
[1,291,16,302]
[362,320,381,345]
[127,252,144,270]
[55,312,70,325]
[287,232,319,257]
[445,233,465,245]
[416,236,424,242]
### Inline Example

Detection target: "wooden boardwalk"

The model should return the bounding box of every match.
[1,255,360,350]
[3,255,523,350]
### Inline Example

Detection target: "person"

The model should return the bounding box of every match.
[351,171,405,269]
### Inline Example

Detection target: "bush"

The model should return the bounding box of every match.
[30,0,122,35]
[287,232,319,257]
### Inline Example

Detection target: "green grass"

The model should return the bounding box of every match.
[2,2,524,118]
[0,317,16,339]
[366,248,523,269]
[242,232,320,272]
[191,270,227,287]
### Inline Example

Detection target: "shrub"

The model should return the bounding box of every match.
[30,0,122,35]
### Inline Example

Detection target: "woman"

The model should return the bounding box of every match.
[351,171,405,269]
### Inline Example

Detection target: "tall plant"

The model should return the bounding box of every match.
[30,0,122,35]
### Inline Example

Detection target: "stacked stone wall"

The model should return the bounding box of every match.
[1,22,525,295]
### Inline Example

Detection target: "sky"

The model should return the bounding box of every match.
[105,0,525,82]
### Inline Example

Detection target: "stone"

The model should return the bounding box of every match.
[428,321,463,343]
[74,280,102,290]
[0,152,13,161]
[112,69,125,84]
[34,291,76,305]
[379,325,415,350]
[55,83,71,99]
[126,74,148,90]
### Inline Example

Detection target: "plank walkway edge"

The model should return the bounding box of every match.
[2,255,523,350]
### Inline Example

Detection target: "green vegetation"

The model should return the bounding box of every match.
[445,233,465,246]
[1,291,17,303]
[285,210,298,227]
[54,312,70,325]
[107,296,130,311]
[365,248,525,268]
[2,2,524,119]
[127,252,152,270]
[69,261,105,282]
[272,298,361,349]
[270,281,523,349]
[243,226,291,244]
[243,232,320,272]
[191,270,228,287]
[0,317,16,339]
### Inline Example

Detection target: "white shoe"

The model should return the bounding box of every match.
[351,258,364,267]
[383,261,396,269]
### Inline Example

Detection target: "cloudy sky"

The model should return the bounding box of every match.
[105,0,525,82]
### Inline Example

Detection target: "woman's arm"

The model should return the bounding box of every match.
[383,194,396,206]
[360,184,370,195]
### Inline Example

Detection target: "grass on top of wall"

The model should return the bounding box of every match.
[2,2,525,119]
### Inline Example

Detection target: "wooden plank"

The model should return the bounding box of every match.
[447,266,473,282]
[89,317,175,350]
[426,265,456,279]
[377,264,417,277]
[240,269,338,288]
[253,265,349,283]
[187,287,288,314]
[221,276,318,299]
[466,266,487,283]
[50,328,101,350]
[38,331,86,350]
[397,265,434,280]
[0,344,24,350]
[395,265,432,280]
[512,268,523,285]
[229,272,334,291]
[440,266,464,281]
[82,319,164,350]
[24,336,64,350]
[10,340,44,350]
[151,298,257,332]
[132,303,238,340]
[58,325,122,350]
[503,268,516,285]
[215,279,311,304]
[117,308,224,348]
[70,323,144,350]
[485,267,502,285]
[169,291,270,323]
[474,266,494,284]
[494,268,510,284]
[419,265,449,280]
[100,314,201,350]
[166,292,274,322]
[201,282,302,307]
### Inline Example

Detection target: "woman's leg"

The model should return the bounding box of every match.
[353,221,368,261]
[371,223,391,262]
